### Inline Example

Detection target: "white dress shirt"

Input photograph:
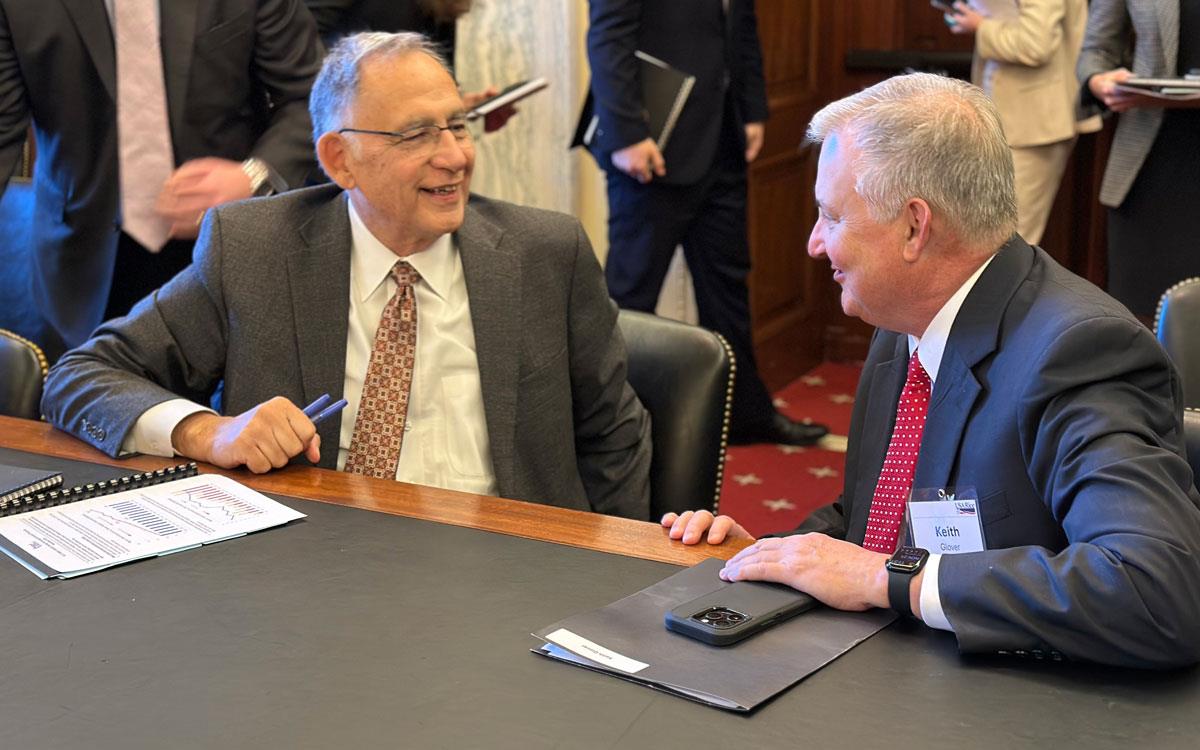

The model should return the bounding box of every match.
[124,199,497,496]
[905,253,997,633]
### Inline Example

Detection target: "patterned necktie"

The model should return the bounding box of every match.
[345,261,421,478]
[862,350,932,554]
[114,0,175,252]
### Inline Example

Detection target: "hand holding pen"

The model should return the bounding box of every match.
[171,393,348,475]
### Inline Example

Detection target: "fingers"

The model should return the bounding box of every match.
[648,145,666,178]
[661,510,752,546]
[210,397,317,473]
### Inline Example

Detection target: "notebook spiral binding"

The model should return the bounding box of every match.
[0,463,199,516]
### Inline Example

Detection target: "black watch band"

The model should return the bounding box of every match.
[885,546,929,619]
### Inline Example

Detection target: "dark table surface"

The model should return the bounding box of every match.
[1,449,1197,750]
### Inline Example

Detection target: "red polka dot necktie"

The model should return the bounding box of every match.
[862,350,931,554]
[345,261,420,478]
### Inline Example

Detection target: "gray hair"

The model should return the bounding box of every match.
[807,72,1017,249]
[309,32,453,144]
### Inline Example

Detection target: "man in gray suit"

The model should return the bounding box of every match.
[661,73,1200,668]
[41,32,652,520]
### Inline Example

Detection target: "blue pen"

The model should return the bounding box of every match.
[302,393,332,418]
[311,398,349,426]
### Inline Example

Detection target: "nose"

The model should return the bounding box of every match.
[430,129,470,171]
[807,219,826,259]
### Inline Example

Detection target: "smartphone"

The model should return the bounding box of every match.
[930,0,957,14]
[465,77,549,119]
[665,580,817,647]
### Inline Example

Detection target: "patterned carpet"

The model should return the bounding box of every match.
[717,362,862,538]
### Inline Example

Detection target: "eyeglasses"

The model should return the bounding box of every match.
[338,120,472,156]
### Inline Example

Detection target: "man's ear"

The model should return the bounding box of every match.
[902,198,933,262]
[316,132,356,190]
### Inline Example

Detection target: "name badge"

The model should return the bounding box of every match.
[906,487,986,554]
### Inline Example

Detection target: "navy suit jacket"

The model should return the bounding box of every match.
[584,0,768,185]
[800,237,1200,668]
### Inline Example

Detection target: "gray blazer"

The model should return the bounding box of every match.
[41,185,652,520]
[1077,0,1181,207]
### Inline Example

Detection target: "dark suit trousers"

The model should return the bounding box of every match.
[104,233,194,323]
[603,138,775,434]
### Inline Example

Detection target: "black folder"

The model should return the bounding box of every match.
[532,558,895,711]
[572,50,697,151]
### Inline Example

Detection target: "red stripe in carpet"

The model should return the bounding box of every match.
[718,362,862,538]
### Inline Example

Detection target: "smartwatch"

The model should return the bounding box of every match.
[886,546,929,619]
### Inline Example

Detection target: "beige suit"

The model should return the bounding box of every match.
[971,0,1100,244]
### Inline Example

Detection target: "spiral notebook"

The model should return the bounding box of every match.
[0,464,63,508]
[0,462,195,516]
[0,464,305,579]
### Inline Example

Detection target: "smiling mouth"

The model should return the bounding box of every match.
[422,184,461,196]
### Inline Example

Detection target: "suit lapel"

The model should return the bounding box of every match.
[61,0,116,100]
[291,189,354,468]
[914,237,1033,491]
[847,334,908,540]
[160,0,201,140]
[456,202,519,495]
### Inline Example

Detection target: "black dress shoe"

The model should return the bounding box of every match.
[729,413,829,446]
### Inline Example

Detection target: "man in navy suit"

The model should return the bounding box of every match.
[661,73,1200,668]
[584,0,826,445]
[0,0,322,358]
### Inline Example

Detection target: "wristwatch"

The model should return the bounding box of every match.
[240,158,277,197]
[886,546,929,619]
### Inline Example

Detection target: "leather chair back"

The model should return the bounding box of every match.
[1155,278,1200,408]
[617,310,733,519]
[0,328,48,419]
[1184,409,1200,492]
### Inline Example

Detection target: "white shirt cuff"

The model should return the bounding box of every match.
[919,553,954,632]
[120,399,215,457]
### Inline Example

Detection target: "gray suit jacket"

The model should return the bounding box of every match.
[1077,0,1180,207]
[799,237,1200,668]
[41,185,652,520]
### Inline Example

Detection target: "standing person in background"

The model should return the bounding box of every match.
[1076,0,1200,319]
[305,0,514,132]
[585,0,828,446]
[307,0,465,55]
[945,0,1100,246]
[0,0,323,359]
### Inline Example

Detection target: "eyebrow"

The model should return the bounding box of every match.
[393,110,470,131]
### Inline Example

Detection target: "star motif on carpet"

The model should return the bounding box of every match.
[801,375,826,387]
[777,444,807,455]
[828,393,855,404]
[807,466,839,479]
[732,473,763,486]
[772,397,789,409]
[763,498,797,511]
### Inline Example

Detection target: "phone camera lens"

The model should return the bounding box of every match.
[725,612,746,623]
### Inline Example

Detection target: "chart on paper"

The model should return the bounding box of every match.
[0,474,305,578]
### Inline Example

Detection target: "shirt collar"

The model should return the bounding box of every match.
[347,199,456,303]
[907,253,997,383]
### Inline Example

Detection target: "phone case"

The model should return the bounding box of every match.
[664,580,817,646]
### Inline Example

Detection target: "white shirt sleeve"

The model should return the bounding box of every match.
[919,553,955,632]
[119,399,214,457]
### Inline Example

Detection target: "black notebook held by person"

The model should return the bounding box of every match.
[572,50,696,152]
[0,464,63,509]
